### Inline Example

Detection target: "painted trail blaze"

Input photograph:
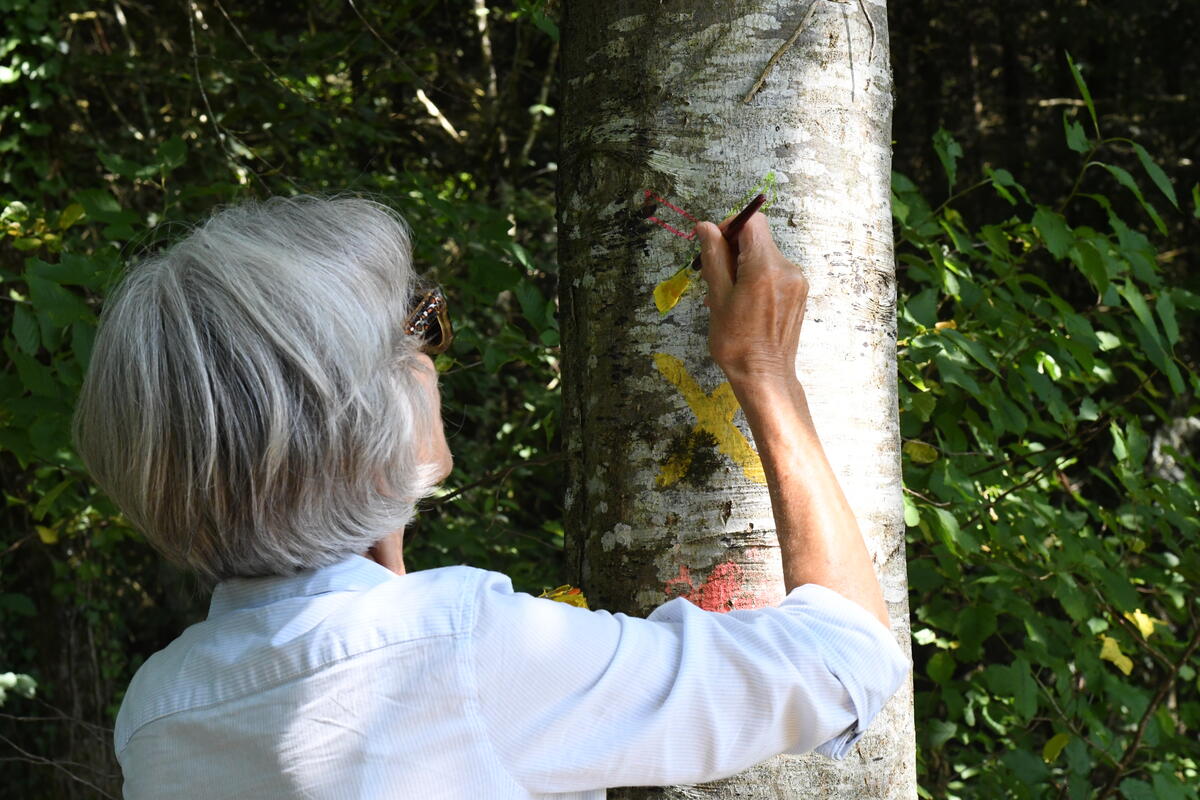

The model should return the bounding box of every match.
[665,562,746,612]
[653,352,766,486]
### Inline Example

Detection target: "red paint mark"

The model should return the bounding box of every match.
[664,561,746,613]
[643,189,698,240]
[665,564,695,599]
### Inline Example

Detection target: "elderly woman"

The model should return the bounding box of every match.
[74,196,907,799]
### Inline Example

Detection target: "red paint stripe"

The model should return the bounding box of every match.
[646,215,696,239]
[643,190,699,240]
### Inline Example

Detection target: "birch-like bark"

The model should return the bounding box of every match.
[558,2,914,797]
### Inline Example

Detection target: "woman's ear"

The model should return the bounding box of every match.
[410,354,453,483]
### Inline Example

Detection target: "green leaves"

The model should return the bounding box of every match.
[1042,732,1070,763]
[157,136,187,171]
[1063,113,1089,154]
[1066,52,1100,137]
[899,66,1198,799]
[1132,142,1178,210]
[1033,206,1072,257]
[1100,163,1167,235]
[74,188,139,240]
[99,136,188,179]
[933,127,964,188]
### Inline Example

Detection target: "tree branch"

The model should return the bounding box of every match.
[1095,613,1200,799]
[742,0,820,104]
[0,733,118,799]
[425,453,562,508]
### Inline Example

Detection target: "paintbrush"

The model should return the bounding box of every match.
[653,193,768,313]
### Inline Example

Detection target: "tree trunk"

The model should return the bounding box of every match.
[558,1,914,798]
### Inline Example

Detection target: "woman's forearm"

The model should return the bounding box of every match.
[731,373,890,628]
[692,215,889,628]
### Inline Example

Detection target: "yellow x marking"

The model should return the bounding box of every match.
[653,352,766,487]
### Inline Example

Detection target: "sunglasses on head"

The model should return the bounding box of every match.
[403,287,454,355]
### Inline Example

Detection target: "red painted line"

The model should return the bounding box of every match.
[646,215,696,239]
[643,190,699,240]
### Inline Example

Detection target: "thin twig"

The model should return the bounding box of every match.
[856,0,876,67]
[415,88,464,142]
[903,486,953,508]
[1,532,34,557]
[957,455,1072,532]
[344,0,416,79]
[0,733,118,799]
[344,0,467,143]
[210,0,308,101]
[186,0,293,191]
[1013,642,1120,767]
[1,702,114,737]
[519,39,559,166]
[742,0,820,104]
[425,453,562,508]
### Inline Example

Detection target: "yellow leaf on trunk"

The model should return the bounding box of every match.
[539,585,588,609]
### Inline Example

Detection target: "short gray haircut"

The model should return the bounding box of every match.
[73,196,442,581]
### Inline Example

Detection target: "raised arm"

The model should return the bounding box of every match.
[695,216,890,628]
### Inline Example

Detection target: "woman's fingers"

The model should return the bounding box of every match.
[696,211,809,382]
[733,213,784,278]
[695,221,734,306]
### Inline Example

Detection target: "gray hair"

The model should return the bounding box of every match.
[73,196,442,581]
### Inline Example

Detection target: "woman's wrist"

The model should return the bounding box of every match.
[726,371,807,416]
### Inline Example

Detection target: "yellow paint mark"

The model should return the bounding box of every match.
[653,266,693,314]
[653,352,766,486]
[657,448,690,488]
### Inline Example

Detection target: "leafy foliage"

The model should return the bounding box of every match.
[898,60,1200,799]
[1,2,1197,799]
[0,1,562,795]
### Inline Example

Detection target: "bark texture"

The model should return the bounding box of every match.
[558,1,914,797]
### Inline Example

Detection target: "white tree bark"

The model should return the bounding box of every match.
[558,2,914,797]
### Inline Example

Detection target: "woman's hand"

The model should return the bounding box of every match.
[694,214,808,387]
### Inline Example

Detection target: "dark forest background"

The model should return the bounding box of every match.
[1,1,1197,797]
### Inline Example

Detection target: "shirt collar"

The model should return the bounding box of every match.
[208,554,398,618]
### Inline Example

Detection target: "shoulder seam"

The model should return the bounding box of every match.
[456,569,530,795]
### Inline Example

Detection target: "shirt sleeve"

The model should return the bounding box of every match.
[466,571,909,794]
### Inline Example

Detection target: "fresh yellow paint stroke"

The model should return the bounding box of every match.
[653,266,693,314]
[653,352,766,486]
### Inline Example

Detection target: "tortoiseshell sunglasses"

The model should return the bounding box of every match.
[403,287,454,355]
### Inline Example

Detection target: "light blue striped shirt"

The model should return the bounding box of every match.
[115,555,908,798]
